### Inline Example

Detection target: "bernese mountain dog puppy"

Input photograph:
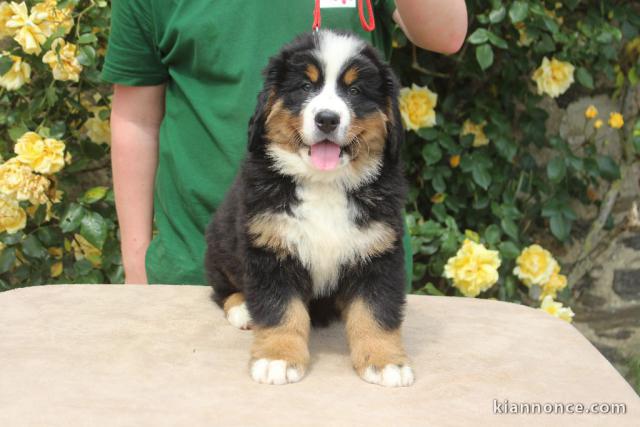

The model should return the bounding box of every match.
[205,30,413,387]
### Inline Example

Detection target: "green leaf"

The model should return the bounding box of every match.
[484,224,502,245]
[498,241,520,259]
[550,215,571,241]
[472,166,491,190]
[489,6,506,24]
[468,28,489,44]
[501,218,519,241]
[77,45,96,67]
[475,44,494,70]
[418,127,438,141]
[423,282,445,296]
[0,55,13,75]
[80,212,108,250]
[60,203,85,233]
[487,32,509,49]
[576,67,594,89]
[509,1,529,23]
[0,247,16,274]
[547,157,566,182]
[596,155,621,181]
[77,33,97,44]
[8,124,29,142]
[422,143,442,166]
[21,235,47,259]
[81,186,109,204]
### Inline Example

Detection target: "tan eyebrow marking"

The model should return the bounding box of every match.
[306,64,319,83]
[343,66,358,85]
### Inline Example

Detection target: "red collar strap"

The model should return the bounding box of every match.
[313,0,376,32]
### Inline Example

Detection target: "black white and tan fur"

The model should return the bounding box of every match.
[205,30,413,387]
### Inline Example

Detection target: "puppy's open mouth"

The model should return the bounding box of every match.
[306,139,352,171]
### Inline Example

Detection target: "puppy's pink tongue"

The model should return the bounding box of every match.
[309,142,341,171]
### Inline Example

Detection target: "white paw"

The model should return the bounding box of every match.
[227,303,252,330]
[250,358,304,385]
[362,364,414,387]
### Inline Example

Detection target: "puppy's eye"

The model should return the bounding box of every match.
[302,82,313,92]
[348,86,360,96]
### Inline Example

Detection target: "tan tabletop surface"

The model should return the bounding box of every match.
[0,285,638,427]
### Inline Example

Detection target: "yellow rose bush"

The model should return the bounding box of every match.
[0,1,121,288]
[401,0,636,343]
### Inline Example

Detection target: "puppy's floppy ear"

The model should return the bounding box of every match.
[383,66,404,163]
[248,54,284,153]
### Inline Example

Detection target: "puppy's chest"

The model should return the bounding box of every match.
[256,184,394,296]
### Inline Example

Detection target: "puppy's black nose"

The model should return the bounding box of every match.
[315,111,340,133]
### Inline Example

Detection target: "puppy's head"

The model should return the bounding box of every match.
[249,30,402,188]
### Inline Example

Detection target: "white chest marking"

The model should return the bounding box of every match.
[276,183,394,296]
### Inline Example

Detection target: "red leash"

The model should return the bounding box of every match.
[313,0,376,32]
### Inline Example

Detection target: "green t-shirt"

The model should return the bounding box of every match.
[102,0,412,286]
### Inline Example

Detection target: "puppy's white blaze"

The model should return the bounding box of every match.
[251,358,302,385]
[301,31,364,145]
[226,302,251,330]
[266,145,381,190]
[362,364,415,387]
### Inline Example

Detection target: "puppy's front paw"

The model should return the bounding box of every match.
[250,358,304,385]
[226,302,252,330]
[361,364,414,387]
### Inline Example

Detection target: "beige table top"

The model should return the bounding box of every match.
[0,285,638,427]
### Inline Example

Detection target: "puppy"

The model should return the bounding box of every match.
[205,30,413,387]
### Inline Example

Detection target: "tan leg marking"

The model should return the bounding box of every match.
[344,298,414,387]
[223,292,252,330]
[250,298,310,384]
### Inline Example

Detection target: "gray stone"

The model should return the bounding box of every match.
[622,234,640,251]
[613,270,640,300]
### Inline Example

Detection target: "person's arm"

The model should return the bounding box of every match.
[110,84,166,284]
[393,0,468,54]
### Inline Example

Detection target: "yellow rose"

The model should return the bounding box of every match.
[540,267,568,300]
[42,38,82,82]
[399,84,438,131]
[71,234,102,267]
[540,295,574,323]
[444,239,502,297]
[594,119,603,129]
[449,154,460,168]
[83,107,111,145]
[532,57,575,98]
[513,244,559,286]
[0,157,50,204]
[5,2,47,54]
[0,193,27,234]
[14,131,66,174]
[608,112,624,129]
[461,119,489,147]
[0,52,30,90]
[32,0,73,37]
[584,105,598,119]
[0,2,16,37]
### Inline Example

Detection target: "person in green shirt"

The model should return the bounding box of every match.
[103,0,467,285]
